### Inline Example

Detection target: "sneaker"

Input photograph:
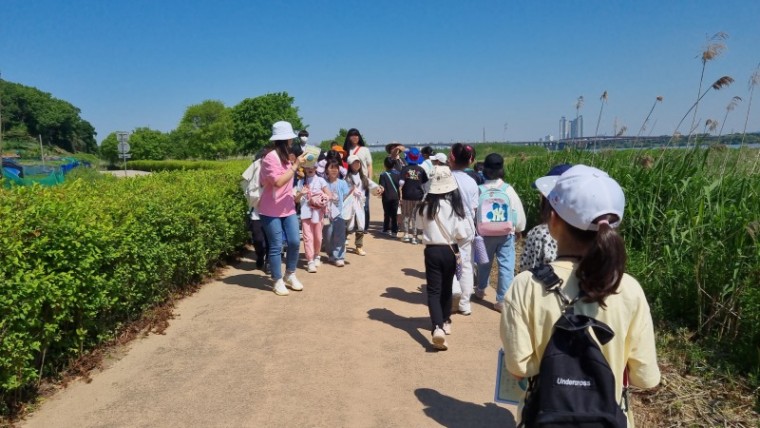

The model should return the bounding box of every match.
[285,273,304,291]
[494,301,505,313]
[273,279,289,296]
[335,259,345,267]
[385,231,393,236]
[313,257,321,267]
[442,321,452,335]
[432,328,448,350]
[458,305,472,316]
[410,238,418,245]
[403,235,411,243]
[307,261,317,273]
[473,288,486,300]
[356,248,367,256]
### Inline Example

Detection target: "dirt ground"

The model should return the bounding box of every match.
[21,202,517,428]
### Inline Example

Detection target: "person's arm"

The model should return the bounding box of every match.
[363,148,373,179]
[626,284,662,389]
[272,153,307,188]
[507,187,527,233]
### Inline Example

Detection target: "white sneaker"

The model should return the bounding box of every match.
[307,261,317,273]
[411,238,418,245]
[432,328,448,350]
[403,235,411,243]
[273,279,289,296]
[442,321,452,335]
[285,273,304,291]
[356,248,367,256]
[494,301,505,313]
[335,259,345,267]
[313,257,321,267]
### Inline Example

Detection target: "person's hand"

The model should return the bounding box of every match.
[374,186,384,196]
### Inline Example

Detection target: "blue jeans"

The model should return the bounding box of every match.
[323,217,347,260]
[476,234,515,302]
[261,214,300,280]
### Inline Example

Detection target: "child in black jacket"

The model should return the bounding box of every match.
[378,157,401,236]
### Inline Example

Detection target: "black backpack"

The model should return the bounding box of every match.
[519,264,629,428]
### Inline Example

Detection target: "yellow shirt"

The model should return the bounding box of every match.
[501,260,660,425]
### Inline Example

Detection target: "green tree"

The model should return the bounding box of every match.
[230,92,304,154]
[0,80,97,153]
[100,132,119,164]
[320,128,349,152]
[174,100,235,159]
[129,127,169,160]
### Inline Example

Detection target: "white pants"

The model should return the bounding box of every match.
[452,235,474,312]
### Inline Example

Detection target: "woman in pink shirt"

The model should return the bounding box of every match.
[259,121,308,296]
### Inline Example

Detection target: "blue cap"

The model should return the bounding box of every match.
[532,163,573,188]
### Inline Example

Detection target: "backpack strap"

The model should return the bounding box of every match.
[528,264,584,312]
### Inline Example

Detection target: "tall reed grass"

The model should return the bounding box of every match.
[495,146,760,380]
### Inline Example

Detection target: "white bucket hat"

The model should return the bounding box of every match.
[428,166,459,195]
[269,121,298,141]
[534,164,625,231]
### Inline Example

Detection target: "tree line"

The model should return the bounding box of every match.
[0,79,314,162]
[0,80,97,153]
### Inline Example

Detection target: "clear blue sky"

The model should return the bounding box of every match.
[3,1,760,145]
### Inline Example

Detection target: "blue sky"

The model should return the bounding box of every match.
[3,1,760,145]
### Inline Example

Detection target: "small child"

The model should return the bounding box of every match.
[323,159,352,266]
[295,166,333,273]
[399,148,429,244]
[345,155,383,256]
[378,157,401,236]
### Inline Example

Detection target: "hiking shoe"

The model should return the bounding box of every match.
[442,321,452,335]
[494,301,505,313]
[473,288,486,300]
[403,235,411,243]
[432,328,448,350]
[273,279,289,296]
[335,259,345,267]
[307,261,317,273]
[285,273,304,291]
[356,248,367,256]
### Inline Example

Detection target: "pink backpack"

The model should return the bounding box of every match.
[476,183,516,236]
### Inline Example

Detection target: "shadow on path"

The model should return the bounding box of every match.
[414,388,516,428]
[367,308,435,352]
[401,267,426,280]
[380,286,426,305]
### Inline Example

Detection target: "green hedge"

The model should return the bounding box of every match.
[0,169,247,413]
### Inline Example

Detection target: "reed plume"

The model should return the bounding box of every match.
[674,76,735,139]
[718,96,742,137]
[689,32,728,142]
[637,96,663,138]
[615,125,627,137]
[741,65,760,147]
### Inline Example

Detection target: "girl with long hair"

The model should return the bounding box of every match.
[258,121,308,296]
[501,165,660,425]
[416,166,471,350]
[344,128,373,232]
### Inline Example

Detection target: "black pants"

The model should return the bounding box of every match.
[248,216,268,269]
[424,245,457,331]
[382,199,399,233]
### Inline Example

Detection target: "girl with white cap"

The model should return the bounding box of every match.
[501,165,660,425]
[258,121,308,296]
[416,166,471,350]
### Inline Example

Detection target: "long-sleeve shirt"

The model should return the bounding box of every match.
[416,200,472,246]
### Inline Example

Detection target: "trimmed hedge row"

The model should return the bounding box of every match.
[0,169,247,412]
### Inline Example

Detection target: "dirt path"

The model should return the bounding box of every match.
[22,202,517,428]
